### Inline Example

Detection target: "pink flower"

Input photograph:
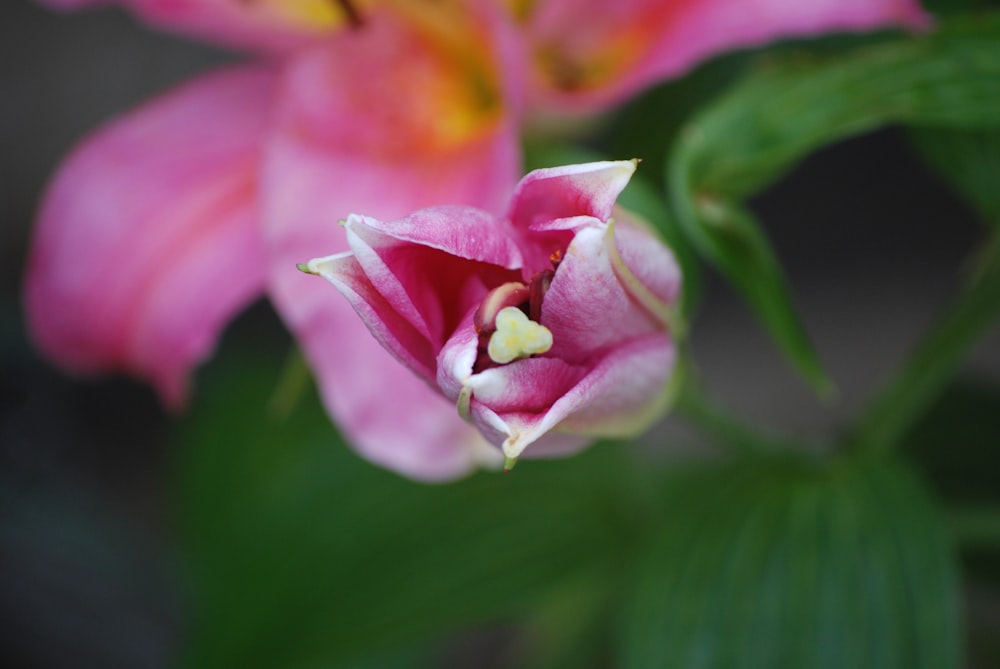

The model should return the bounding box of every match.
[27,6,523,479]
[26,0,927,480]
[301,161,681,469]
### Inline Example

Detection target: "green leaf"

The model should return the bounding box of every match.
[173,345,655,669]
[923,0,1000,17]
[902,375,1000,506]
[853,233,1000,453]
[618,453,960,669]
[897,375,1000,551]
[668,14,1000,394]
[909,125,1000,226]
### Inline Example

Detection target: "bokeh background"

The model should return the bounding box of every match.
[2,1,999,667]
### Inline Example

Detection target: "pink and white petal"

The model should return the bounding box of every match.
[305,252,438,383]
[293,291,497,480]
[469,404,591,460]
[352,206,523,269]
[468,356,586,414]
[509,160,636,233]
[25,65,276,408]
[263,15,519,480]
[435,315,479,403]
[610,209,682,308]
[541,226,661,362]
[470,333,674,460]
[343,215,521,346]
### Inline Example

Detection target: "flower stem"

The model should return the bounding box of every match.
[853,233,1000,455]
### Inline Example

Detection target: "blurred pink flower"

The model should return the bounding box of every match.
[26,0,927,479]
[27,4,522,479]
[303,161,681,468]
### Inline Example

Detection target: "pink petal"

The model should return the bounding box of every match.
[541,221,678,363]
[288,291,499,480]
[304,252,439,384]
[263,11,519,480]
[509,160,637,230]
[435,318,591,461]
[24,66,276,408]
[468,357,586,414]
[352,207,523,269]
[469,333,675,459]
[648,0,930,80]
[521,0,929,113]
[342,210,521,347]
[507,160,637,273]
[610,208,683,309]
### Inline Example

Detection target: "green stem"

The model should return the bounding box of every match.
[854,233,1000,454]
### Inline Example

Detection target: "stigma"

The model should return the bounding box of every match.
[487,307,553,364]
[471,258,559,370]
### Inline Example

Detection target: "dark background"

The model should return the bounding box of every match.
[2,1,998,667]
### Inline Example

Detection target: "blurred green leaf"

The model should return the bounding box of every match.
[669,14,1000,394]
[854,233,1000,453]
[949,506,1000,550]
[618,453,960,669]
[902,375,1000,506]
[909,126,1000,225]
[606,52,752,189]
[173,345,656,669]
[923,0,1000,17]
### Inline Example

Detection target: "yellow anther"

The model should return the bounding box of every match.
[487,307,553,364]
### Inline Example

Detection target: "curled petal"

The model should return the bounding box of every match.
[264,11,519,480]
[348,207,523,270]
[507,160,638,273]
[24,66,276,408]
[289,292,500,481]
[304,252,439,384]
[471,333,675,460]
[509,160,637,230]
[340,209,522,347]
[541,221,678,363]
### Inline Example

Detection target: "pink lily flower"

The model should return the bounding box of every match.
[26,5,524,479]
[26,0,927,480]
[301,160,680,469]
